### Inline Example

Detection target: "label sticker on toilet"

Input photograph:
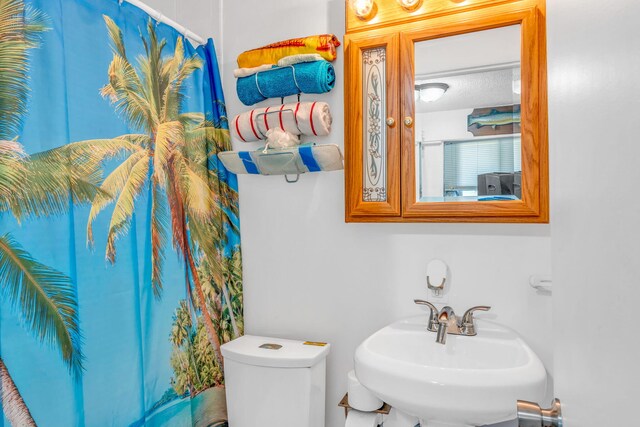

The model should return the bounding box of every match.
[259,343,282,350]
[303,341,327,347]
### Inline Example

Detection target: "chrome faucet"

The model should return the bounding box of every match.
[414,299,491,345]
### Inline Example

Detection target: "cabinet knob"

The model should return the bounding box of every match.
[386,117,396,128]
[404,117,414,127]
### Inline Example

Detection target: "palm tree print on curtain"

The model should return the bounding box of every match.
[0,1,86,425]
[78,15,243,389]
[0,0,241,425]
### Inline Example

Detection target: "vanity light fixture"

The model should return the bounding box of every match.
[350,0,377,20]
[415,83,449,103]
[397,0,422,11]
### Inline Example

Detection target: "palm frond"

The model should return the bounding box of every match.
[185,125,231,157]
[160,38,204,123]
[179,112,205,127]
[188,216,224,265]
[105,156,150,263]
[0,233,83,377]
[23,5,50,47]
[102,54,156,133]
[137,20,167,123]
[0,0,50,140]
[86,150,147,247]
[162,56,203,123]
[174,152,222,223]
[159,38,185,122]
[0,140,27,201]
[4,146,106,222]
[154,120,184,184]
[1,136,141,222]
[150,180,169,298]
[103,15,127,59]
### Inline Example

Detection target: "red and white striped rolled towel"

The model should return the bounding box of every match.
[231,101,332,142]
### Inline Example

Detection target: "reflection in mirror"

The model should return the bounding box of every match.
[415,25,522,202]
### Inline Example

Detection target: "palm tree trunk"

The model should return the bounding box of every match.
[0,357,37,427]
[185,244,224,369]
[221,282,239,338]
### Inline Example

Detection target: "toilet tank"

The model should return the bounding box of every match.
[221,335,330,427]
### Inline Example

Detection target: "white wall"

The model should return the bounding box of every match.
[146,0,553,425]
[219,2,552,427]
[548,0,640,425]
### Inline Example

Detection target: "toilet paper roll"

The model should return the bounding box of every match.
[348,370,384,412]
[345,409,382,427]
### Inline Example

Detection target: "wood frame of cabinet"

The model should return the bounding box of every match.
[344,0,548,223]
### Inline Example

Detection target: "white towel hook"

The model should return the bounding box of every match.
[529,275,552,292]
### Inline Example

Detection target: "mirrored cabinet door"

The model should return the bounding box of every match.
[400,8,548,221]
[414,25,522,203]
[345,33,401,218]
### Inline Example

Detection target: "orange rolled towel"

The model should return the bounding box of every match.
[237,34,341,68]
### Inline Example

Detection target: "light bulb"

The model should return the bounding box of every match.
[350,0,375,19]
[416,83,449,103]
[397,0,422,11]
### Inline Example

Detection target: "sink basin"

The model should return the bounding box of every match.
[354,315,547,427]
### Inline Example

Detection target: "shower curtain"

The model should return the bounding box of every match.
[0,0,242,426]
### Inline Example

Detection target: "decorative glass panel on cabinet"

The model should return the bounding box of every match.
[345,33,400,219]
[362,47,387,202]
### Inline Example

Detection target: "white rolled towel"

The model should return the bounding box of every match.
[277,53,324,67]
[231,101,332,142]
[233,64,274,78]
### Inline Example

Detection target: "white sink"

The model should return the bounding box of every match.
[354,316,547,427]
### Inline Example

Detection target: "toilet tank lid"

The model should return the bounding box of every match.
[221,335,331,368]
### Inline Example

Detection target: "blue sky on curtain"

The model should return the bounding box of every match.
[0,0,241,425]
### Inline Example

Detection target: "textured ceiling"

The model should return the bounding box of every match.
[417,68,521,113]
[414,24,521,113]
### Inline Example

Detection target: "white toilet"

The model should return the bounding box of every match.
[221,335,330,427]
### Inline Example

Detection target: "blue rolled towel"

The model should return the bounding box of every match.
[236,60,335,106]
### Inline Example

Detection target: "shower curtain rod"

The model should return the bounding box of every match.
[123,0,206,46]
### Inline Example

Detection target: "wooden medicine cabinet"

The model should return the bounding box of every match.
[344,0,548,222]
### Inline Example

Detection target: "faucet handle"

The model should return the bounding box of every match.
[414,299,439,330]
[461,306,491,334]
[462,306,491,323]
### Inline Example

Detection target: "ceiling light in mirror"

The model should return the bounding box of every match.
[350,0,376,19]
[416,83,449,103]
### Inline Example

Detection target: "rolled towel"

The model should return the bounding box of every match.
[277,53,323,67]
[233,64,275,78]
[236,60,335,106]
[218,143,344,176]
[237,34,341,68]
[231,101,332,142]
